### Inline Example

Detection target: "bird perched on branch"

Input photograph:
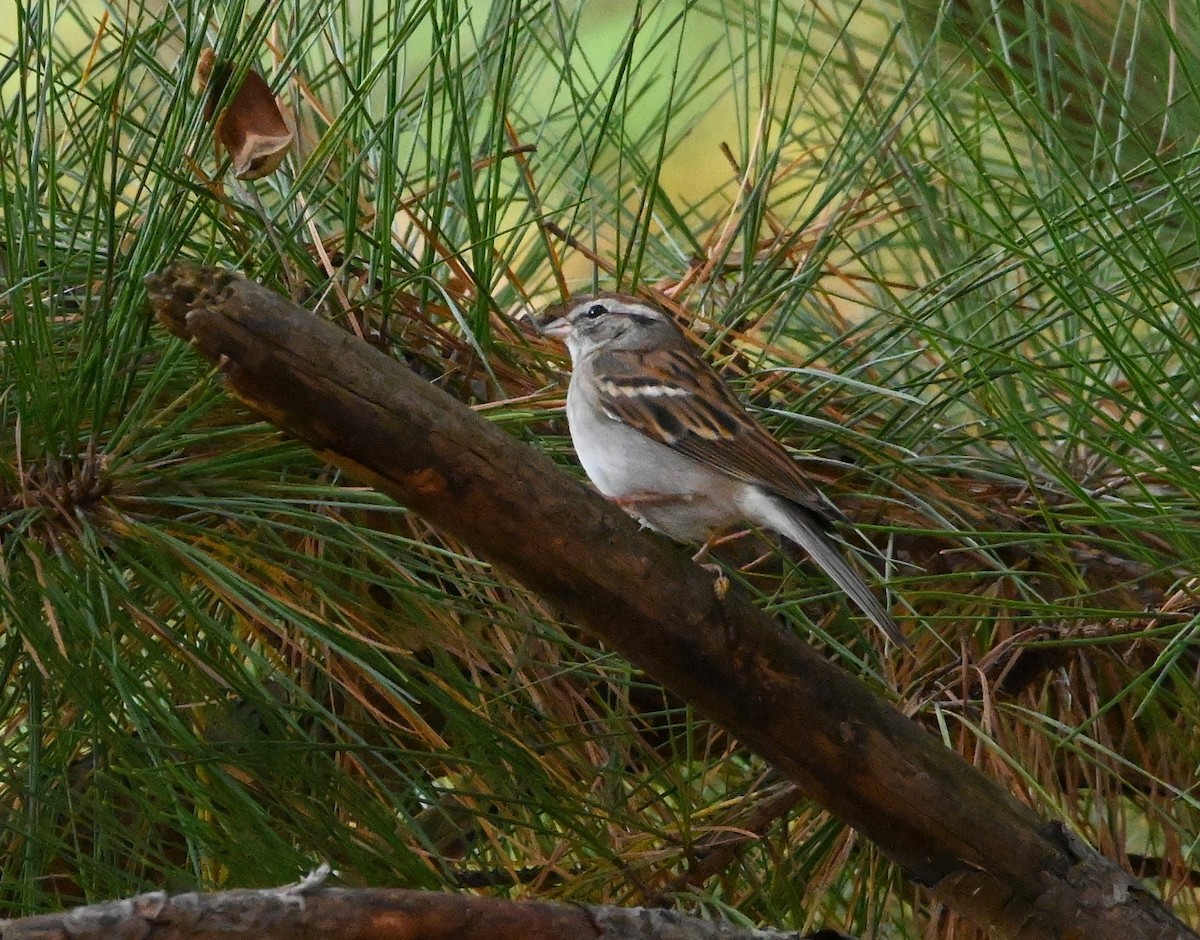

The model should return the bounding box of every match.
[539,293,907,648]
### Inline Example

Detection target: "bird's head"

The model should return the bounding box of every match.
[538,294,679,359]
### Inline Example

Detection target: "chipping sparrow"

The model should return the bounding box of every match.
[540,293,907,648]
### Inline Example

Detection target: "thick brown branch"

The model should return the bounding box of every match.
[0,880,826,940]
[142,264,1195,940]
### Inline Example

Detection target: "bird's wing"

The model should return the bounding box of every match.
[592,346,837,519]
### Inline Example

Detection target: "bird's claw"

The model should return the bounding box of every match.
[702,563,730,599]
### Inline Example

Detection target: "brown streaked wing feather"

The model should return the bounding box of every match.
[593,346,834,517]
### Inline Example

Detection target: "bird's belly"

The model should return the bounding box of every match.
[567,397,743,540]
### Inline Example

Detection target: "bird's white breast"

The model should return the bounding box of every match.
[565,378,745,540]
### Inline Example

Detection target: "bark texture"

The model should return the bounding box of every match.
[138,263,1195,940]
[0,879,824,940]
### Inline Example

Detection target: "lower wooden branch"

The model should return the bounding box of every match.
[0,881,835,940]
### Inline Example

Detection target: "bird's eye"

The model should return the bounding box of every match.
[582,303,607,320]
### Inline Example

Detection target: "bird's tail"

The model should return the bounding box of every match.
[741,488,910,648]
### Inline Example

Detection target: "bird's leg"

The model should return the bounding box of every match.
[702,528,751,557]
[612,491,701,510]
[739,547,775,573]
[691,538,732,600]
[693,530,778,599]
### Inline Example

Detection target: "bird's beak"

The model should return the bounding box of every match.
[535,301,572,339]
[537,315,571,339]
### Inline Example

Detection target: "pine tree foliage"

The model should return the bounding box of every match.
[0,1,1197,936]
